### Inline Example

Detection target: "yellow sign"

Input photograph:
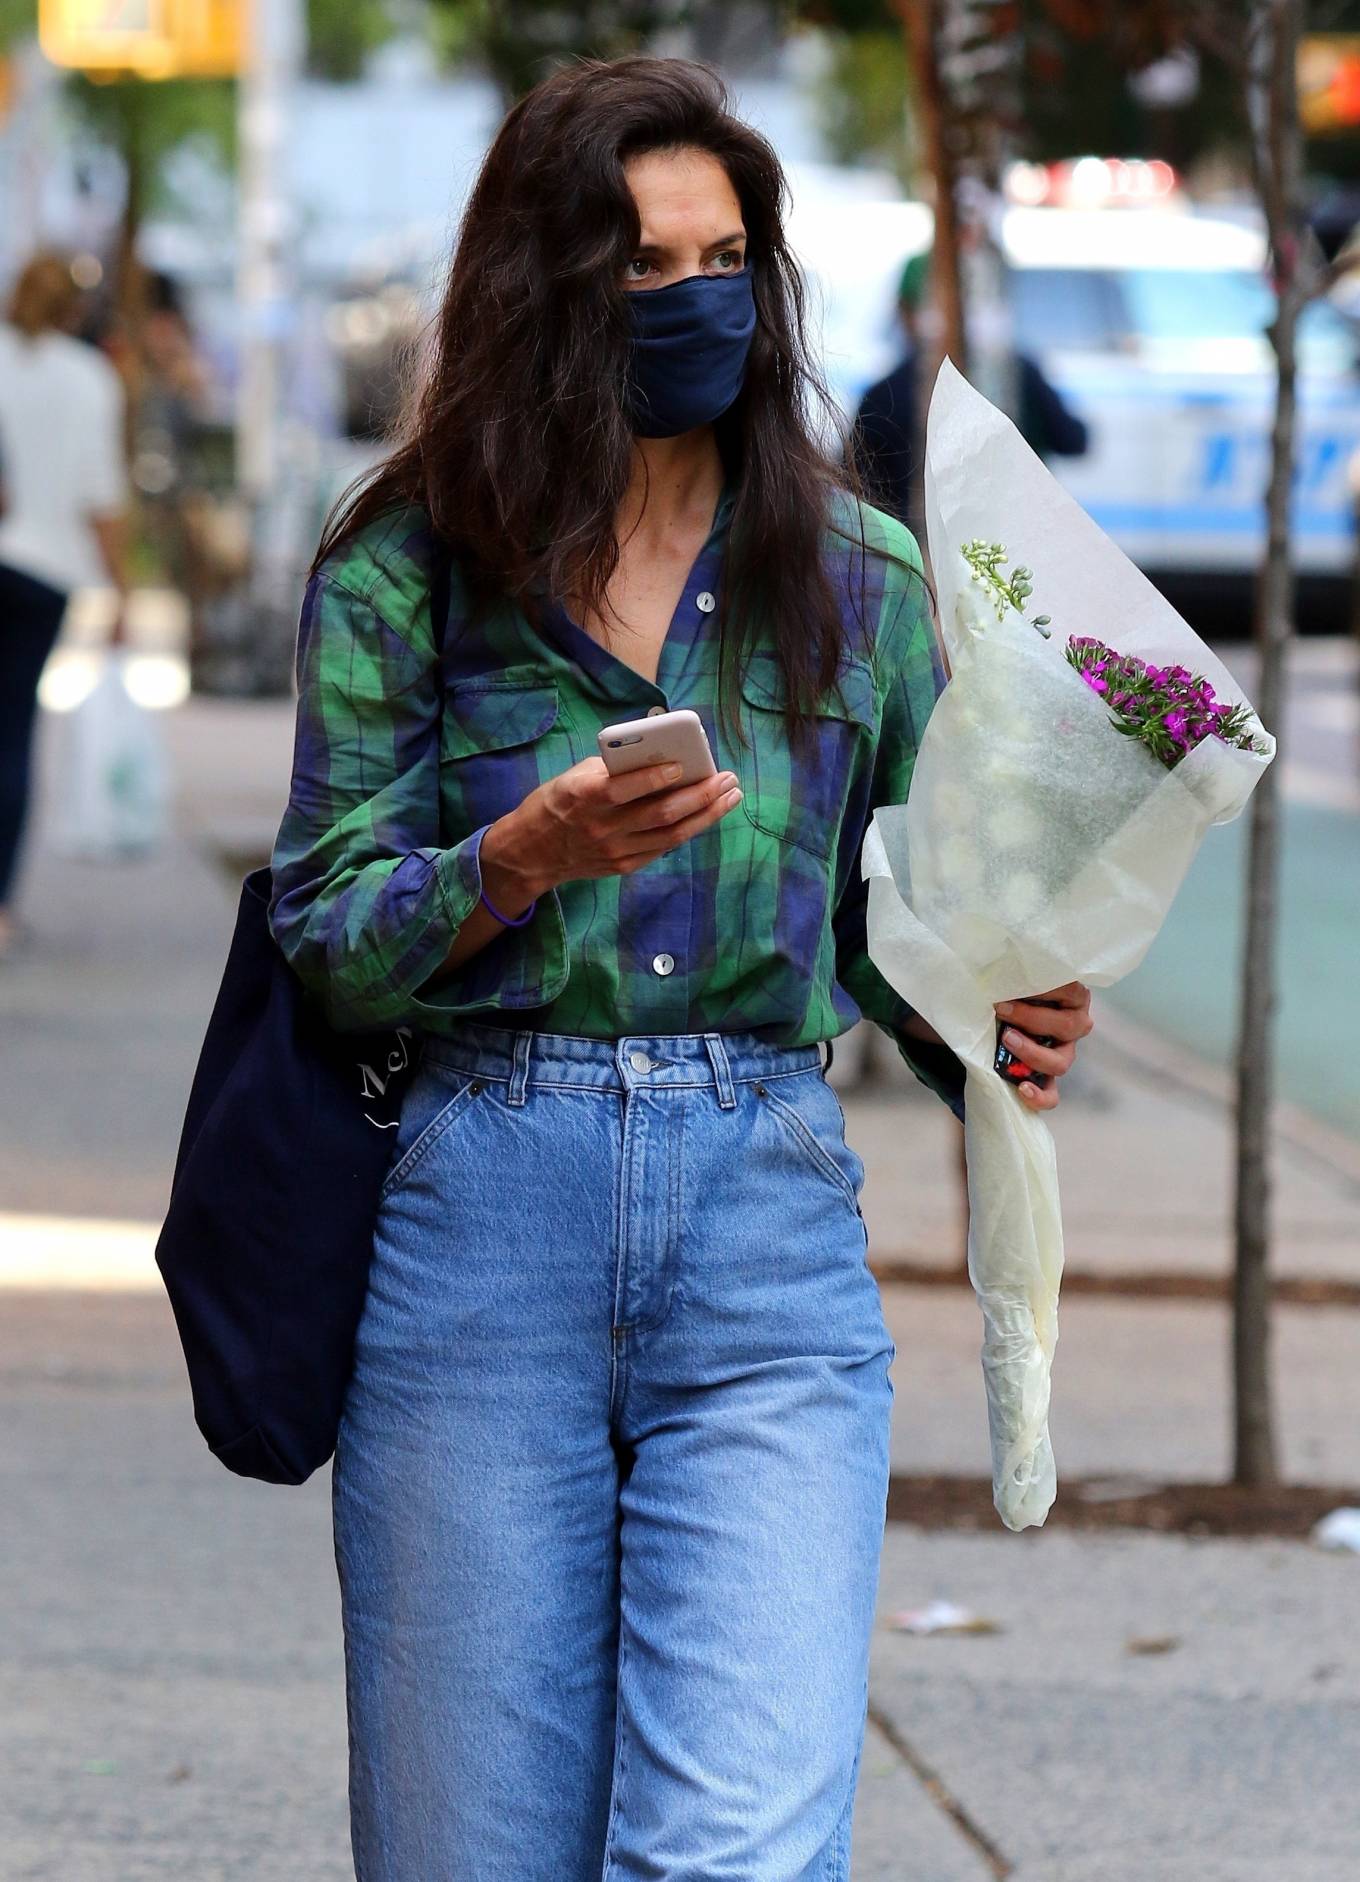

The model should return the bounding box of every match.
[171,0,242,75]
[39,0,242,78]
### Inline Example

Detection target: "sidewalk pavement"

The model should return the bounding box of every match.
[850,1018,1360,1289]
[4,1285,1359,1881]
[3,652,1360,1877]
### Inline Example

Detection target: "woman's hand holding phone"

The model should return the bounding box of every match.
[480,754,744,903]
[992,984,1094,1111]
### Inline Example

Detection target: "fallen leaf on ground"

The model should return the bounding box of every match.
[1126,1635,1181,1656]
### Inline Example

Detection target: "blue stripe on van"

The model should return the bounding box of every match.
[1084,502,1353,539]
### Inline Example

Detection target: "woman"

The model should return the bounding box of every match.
[269,56,1092,1881]
[0,250,131,956]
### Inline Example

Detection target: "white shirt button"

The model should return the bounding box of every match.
[652,953,675,977]
[628,1049,653,1073]
[696,590,716,613]
[646,703,667,717]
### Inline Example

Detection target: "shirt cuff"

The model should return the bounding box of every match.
[894,1026,967,1123]
[407,823,571,1022]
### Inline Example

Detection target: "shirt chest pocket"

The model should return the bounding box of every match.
[438,669,577,836]
[735,652,877,861]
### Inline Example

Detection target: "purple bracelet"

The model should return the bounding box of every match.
[479,884,537,929]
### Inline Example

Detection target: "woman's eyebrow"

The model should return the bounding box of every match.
[633,229,747,252]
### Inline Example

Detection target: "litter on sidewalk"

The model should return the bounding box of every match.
[886,1599,1002,1636]
[1312,1508,1360,1553]
[1126,1634,1181,1656]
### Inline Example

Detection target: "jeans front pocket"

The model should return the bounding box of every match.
[755,1068,867,1211]
[379,1065,485,1204]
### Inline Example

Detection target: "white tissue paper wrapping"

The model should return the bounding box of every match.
[863,359,1275,1530]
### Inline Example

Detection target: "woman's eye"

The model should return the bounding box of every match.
[625,257,653,280]
[712,250,745,272]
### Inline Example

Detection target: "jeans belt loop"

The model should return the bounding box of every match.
[703,1032,738,1110]
[507,1030,534,1107]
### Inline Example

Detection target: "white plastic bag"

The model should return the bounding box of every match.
[49,651,170,860]
[863,360,1275,1530]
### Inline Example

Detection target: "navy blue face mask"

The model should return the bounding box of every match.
[623,268,757,438]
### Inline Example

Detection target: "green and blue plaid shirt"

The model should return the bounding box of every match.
[268,484,964,1114]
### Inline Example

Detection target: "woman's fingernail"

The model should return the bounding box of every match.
[996,1001,1014,1016]
[1020,1082,1039,1100]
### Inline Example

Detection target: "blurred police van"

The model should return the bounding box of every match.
[788,166,1360,586]
[1003,204,1360,582]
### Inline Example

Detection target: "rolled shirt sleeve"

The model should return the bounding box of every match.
[267,570,570,1033]
[833,520,967,1120]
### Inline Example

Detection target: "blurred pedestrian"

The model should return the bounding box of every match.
[136,270,215,661]
[0,249,132,956]
[839,248,1090,1102]
[264,54,1091,1879]
[848,246,1090,529]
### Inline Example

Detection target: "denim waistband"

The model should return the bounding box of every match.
[419,1019,827,1102]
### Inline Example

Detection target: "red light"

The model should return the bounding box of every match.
[1334,55,1360,124]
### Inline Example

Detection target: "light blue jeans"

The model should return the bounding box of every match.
[333,1021,896,1882]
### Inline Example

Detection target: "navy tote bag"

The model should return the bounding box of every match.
[155,548,452,1486]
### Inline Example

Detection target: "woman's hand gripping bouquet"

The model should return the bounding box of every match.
[863,360,1275,1532]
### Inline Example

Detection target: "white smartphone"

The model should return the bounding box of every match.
[597,708,717,787]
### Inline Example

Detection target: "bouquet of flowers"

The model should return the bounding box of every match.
[862,360,1275,1531]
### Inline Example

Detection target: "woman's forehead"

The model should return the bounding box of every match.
[624,147,743,240]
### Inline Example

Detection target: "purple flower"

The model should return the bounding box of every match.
[1065,630,1259,770]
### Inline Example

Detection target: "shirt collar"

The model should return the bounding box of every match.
[529,482,731,704]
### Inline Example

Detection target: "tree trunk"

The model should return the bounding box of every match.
[1233,0,1301,1488]
[898,0,967,372]
[113,79,149,444]
[1233,340,1289,1488]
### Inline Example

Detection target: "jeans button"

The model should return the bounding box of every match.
[628,1049,653,1073]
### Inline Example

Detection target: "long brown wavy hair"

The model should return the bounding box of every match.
[312,54,908,747]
